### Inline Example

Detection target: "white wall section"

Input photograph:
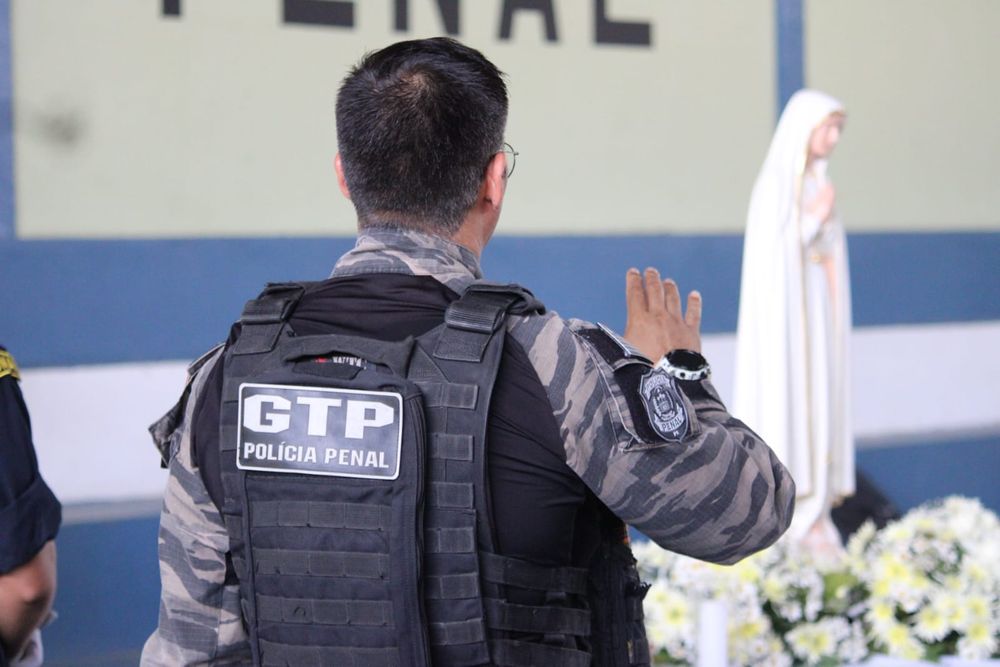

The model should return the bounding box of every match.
[21,320,999,505]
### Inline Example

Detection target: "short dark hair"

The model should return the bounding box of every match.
[335,38,508,234]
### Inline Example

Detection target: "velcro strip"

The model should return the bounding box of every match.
[430,618,486,646]
[232,323,283,355]
[426,527,476,554]
[416,382,478,409]
[433,328,491,362]
[252,501,391,531]
[428,482,474,509]
[425,573,480,600]
[258,595,393,627]
[260,640,400,667]
[254,548,388,579]
[430,434,474,461]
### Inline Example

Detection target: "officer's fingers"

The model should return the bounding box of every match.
[625,268,647,313]
[645,268,665,310]
[662,278,682,315]
[685,290,703,330]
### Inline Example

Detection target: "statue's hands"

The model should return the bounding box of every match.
[805,182,836,223]
[623,267,702,361]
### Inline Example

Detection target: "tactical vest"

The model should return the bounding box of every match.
[217,280,651,667]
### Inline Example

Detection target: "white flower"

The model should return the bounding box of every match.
[632,496,1000,666]
[956,619,998,661]
[642,579,694,655]
[881,520,916,547]
[786,617,850,665]
[877,620,925,661]
[847,520,877,558]
[841,620,870,663]
[727,615,772,665]
[865,598,896,633]
[933,591,972,632]
[913,603,950,642]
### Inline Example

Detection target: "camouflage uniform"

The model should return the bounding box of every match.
[141,229,794,665]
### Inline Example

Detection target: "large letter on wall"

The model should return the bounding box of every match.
[499,0,558,42]
[394,0,459,35]
[284,0,355,28]
[595,0,650,47]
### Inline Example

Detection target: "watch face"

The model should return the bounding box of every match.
[667,349,706,371]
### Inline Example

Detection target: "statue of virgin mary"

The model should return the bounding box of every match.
[733,89,853,549]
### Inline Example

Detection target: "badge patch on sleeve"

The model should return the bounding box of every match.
[237,383,402,480]
[638,369,690,441]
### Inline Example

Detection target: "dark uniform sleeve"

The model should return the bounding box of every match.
[0,349,61,575]
[508,315,796,565]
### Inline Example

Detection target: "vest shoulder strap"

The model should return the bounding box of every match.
[231,282,312,355]
[434,281,544,362]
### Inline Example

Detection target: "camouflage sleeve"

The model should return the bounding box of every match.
[140,349,251,666]
[508,313,796,565]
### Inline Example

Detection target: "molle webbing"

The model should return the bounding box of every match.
[411,284,591,667]
[220,280,596,667]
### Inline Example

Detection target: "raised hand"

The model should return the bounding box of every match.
[623,267,702,362]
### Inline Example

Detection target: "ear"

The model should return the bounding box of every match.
[334,153,351,200]
[480,150,507,210]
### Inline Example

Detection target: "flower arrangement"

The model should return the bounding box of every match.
[633,496,1000,666]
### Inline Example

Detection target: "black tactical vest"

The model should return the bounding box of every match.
[216,280,650,667]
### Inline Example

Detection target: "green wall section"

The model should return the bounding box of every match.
[807,0,1000,230]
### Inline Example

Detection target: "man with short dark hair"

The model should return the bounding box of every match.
[142,37,793,666]
[0,347,60,667]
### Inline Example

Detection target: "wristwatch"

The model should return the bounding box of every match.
[655,349,711,381]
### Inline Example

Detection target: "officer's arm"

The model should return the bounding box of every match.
[141,351,250,666]
[508,271,795,565]
[0,357,61,662]
[0,541,56,661]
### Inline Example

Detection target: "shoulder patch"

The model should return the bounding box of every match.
[638,368,689,441]
[0,349,21,380]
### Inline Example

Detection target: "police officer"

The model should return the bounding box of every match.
[142,38,794,666]
[0,347,60,667]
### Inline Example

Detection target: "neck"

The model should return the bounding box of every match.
[450,224,486,258]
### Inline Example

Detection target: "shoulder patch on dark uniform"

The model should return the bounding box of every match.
[638,368,689,442]
[0,349,21,380]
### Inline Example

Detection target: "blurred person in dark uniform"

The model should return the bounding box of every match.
[0,347,60,667]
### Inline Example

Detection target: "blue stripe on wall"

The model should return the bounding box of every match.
[2,232,999,367]
[0,0,14,240]
[857,435,1000,518]
[44,516,159,666]
[775,0,805,115]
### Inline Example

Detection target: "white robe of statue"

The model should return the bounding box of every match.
[733,89,854,547]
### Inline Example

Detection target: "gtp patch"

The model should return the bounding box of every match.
[237,383,403,480]
[0,349,20,380]
[638,368,689,442]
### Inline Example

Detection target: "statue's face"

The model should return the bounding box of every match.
[808,112,845,160]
